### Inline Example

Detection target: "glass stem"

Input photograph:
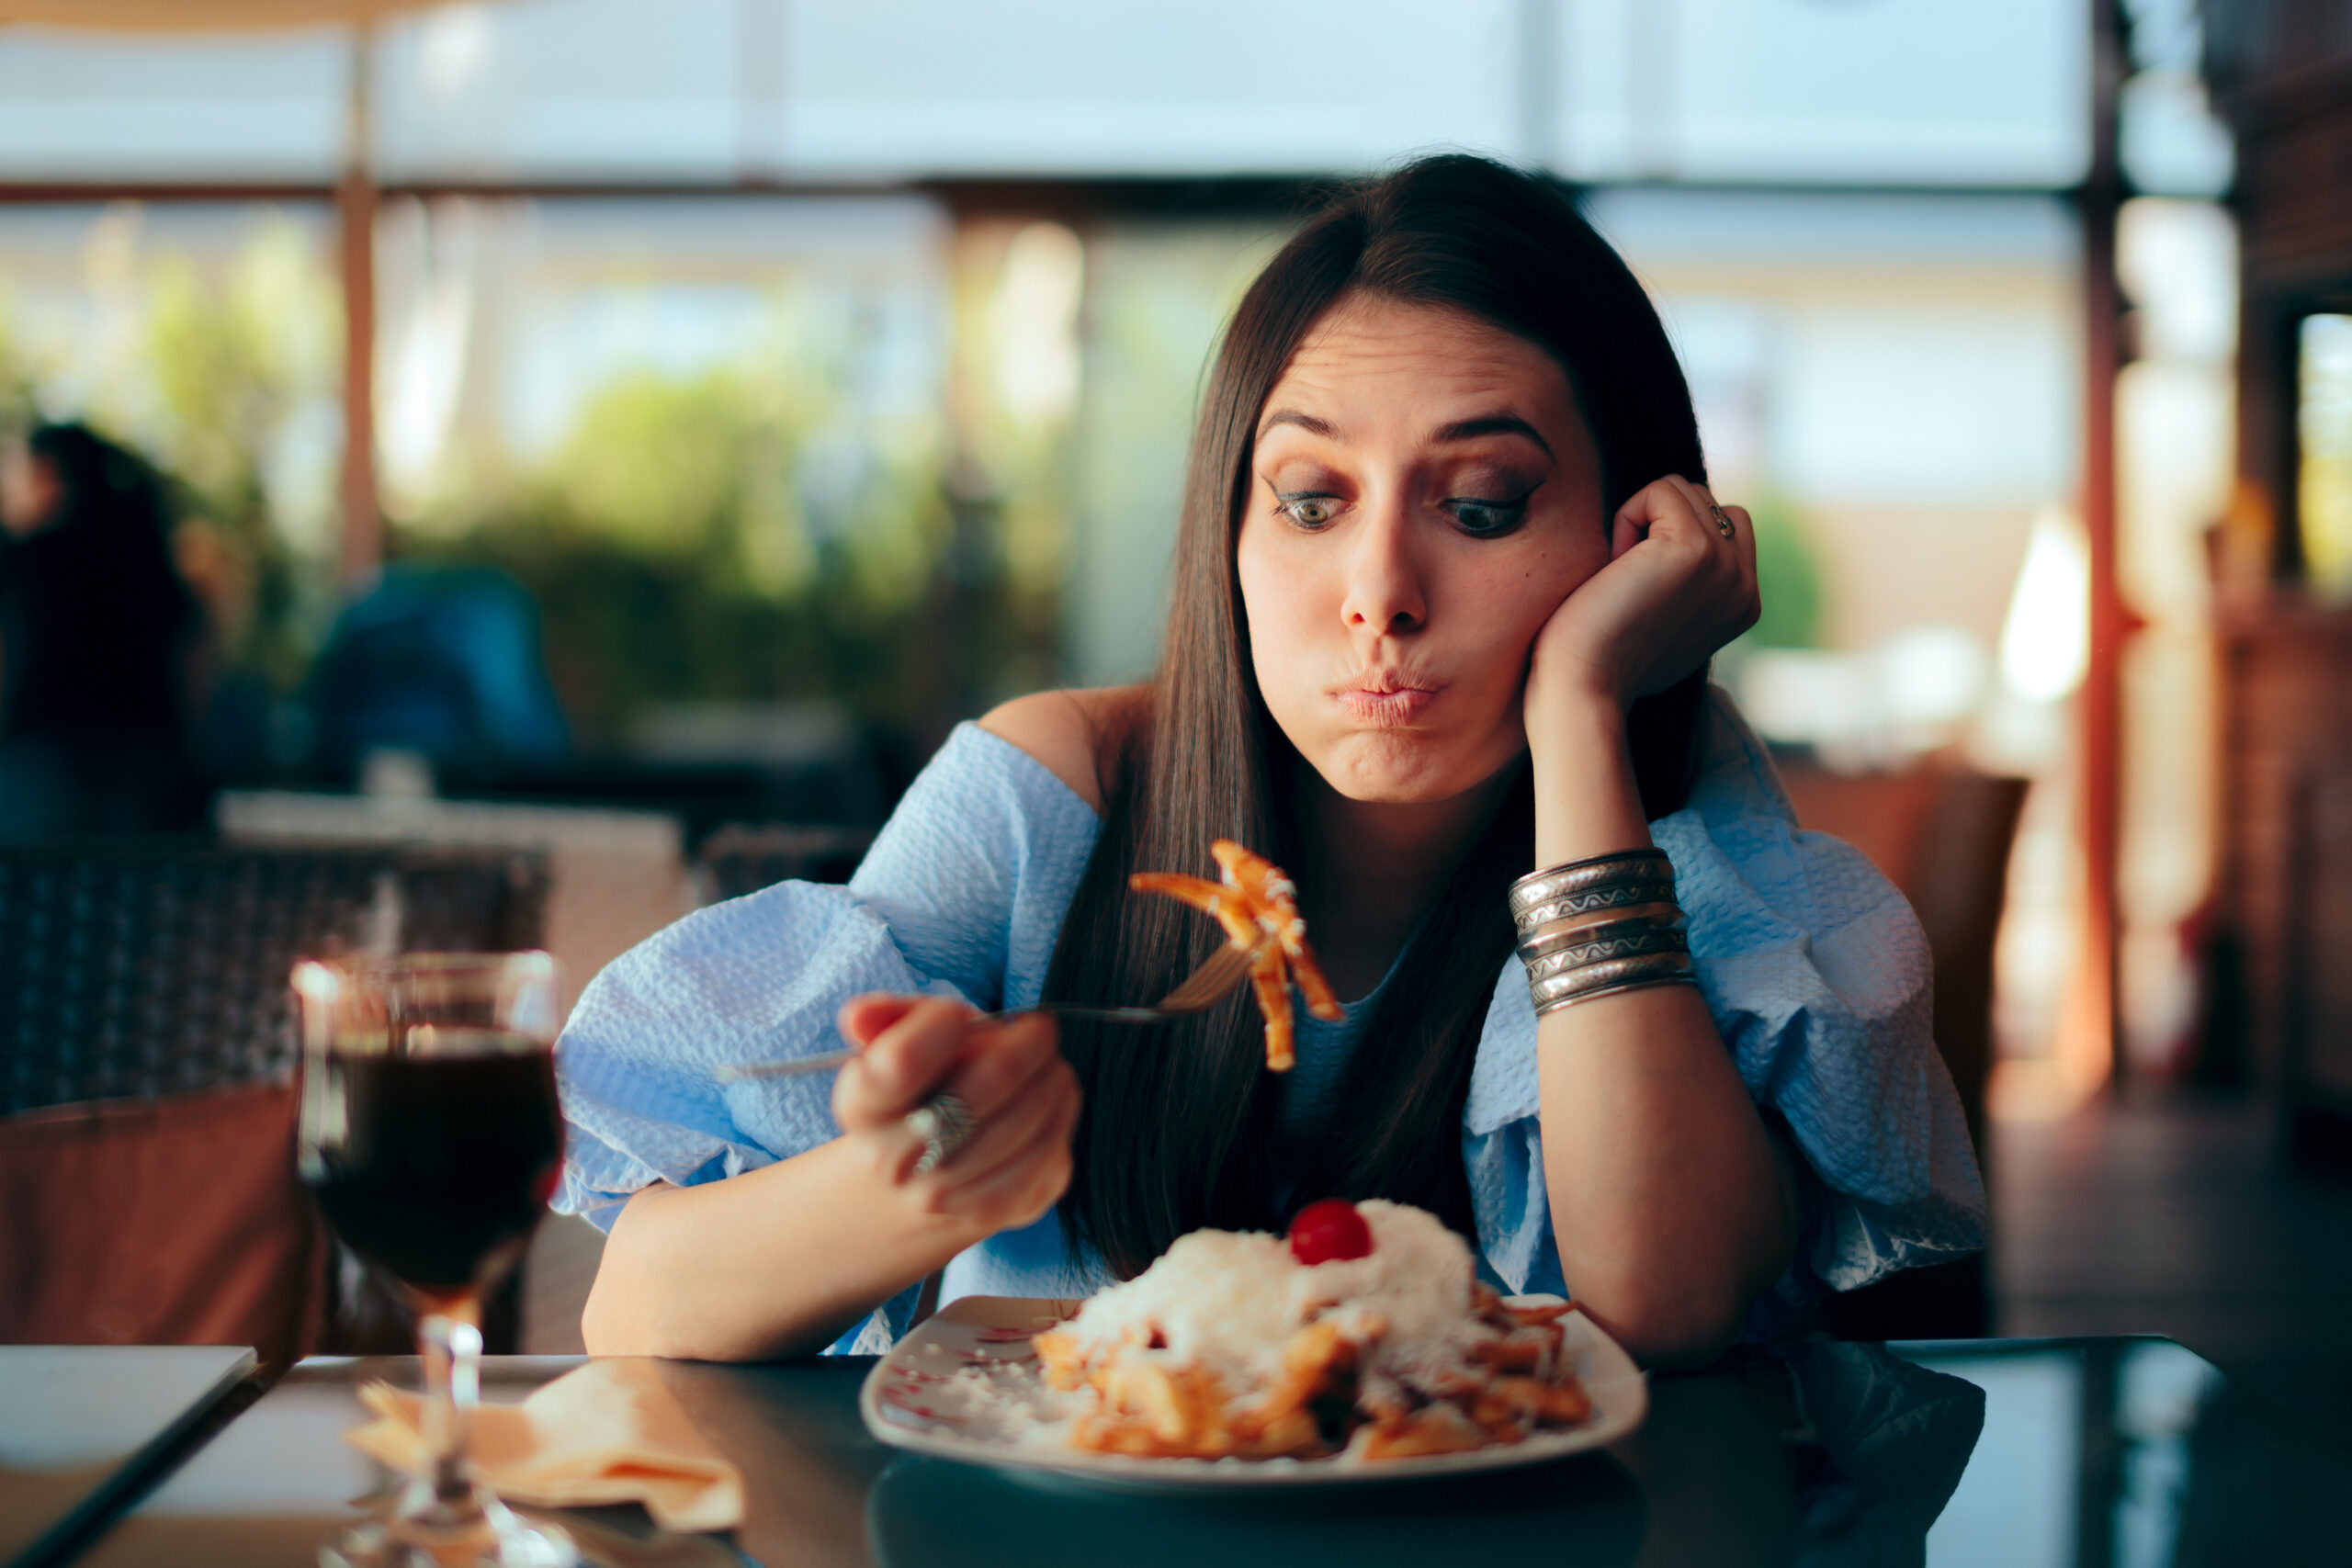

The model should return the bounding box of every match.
[419,1309,484,1507]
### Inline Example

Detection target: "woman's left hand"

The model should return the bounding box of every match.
[1525,474,1758,721]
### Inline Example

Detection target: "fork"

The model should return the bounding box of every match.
[712,941,1259,1082]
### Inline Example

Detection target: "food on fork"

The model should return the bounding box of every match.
[1129,839,1343,1070]
[1032,1200,1590,1462]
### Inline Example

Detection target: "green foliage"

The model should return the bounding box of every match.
[400,520,918,746]
[141,236,331,505]
[545,371,769,558]
[391,356,1046,751]
[0,297,33,436]
[135,241,334,686]
[1744,492,1826,650]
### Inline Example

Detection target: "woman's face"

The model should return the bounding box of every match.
[1238,293,1608,806]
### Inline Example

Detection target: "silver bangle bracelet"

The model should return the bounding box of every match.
[1507,850,1673,919]
[1528,950,1697,1014]
[1528,948,1694,999]
[1513,882,1679,939]
[1517,913,1674,958]
[1518,922,1690,985]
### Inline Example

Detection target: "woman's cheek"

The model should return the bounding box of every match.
[1238,549,1313,721]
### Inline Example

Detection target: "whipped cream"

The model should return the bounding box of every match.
[1054,1200,1489,1407]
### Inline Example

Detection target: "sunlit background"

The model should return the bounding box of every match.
[0,1,2246,1098]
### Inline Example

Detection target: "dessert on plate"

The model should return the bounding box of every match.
[1034,1199,1592,1462]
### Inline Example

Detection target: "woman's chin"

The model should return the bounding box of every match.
[1308,730,1504,807]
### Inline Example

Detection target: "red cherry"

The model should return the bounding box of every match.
[1287,1200,1374,1265]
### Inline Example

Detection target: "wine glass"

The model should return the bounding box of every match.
[293,952,575,1568]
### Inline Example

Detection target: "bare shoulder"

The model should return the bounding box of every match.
[978,686,1140,813]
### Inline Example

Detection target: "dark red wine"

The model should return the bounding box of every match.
[301,1033,562,1295]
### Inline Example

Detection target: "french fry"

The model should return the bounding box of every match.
[1236,1406,1321,1459]
[1126,873,1262,951]
[1531,1378,1593,1427]
[1248,942,1296,1072]
[1503,1299,1575,1325]
[1133,842,1340,1071]
[1470,1382,1535,1434]
[1468,1331,1550,1374]
[1212,840,1343,1021]
[1362,1404,1488,1461]
[1103,1360,1190,1444]
[1033,1328,1088,1391]
[1239,1320,1357,1440]
[1096,1361,1226,1453]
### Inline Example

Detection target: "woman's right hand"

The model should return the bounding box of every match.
[831,994,1081,1237]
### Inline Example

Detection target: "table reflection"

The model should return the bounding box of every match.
[840,1342,1983,1568]
[62,1336,2352,1568]
[1613,1343,1985,1568]
[1905,1337,2346,1567]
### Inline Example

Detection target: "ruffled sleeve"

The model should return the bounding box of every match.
[551,722,1100,1350]
[1461,689,1986,1330]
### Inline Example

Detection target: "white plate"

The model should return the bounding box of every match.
[859,1293,1648,1490]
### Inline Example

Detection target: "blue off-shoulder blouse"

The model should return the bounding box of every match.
[554,689,1985,1353]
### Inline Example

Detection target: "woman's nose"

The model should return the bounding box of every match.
[1338,500,1427,636]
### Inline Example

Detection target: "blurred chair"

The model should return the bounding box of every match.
[693,823,874,905]
[0,1085,324,1369]
[1773,759,2030,1340]
[0,843,548,1116]
[302,565,570,781]
[0,840,548,1365]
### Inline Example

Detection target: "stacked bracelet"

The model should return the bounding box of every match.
[1527,950,1698,1010]
[1508,848,1675,942]
[1510,850,1695,1016]
[1517,916,1690,982]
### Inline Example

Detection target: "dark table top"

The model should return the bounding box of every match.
[37,1336,2352,1568]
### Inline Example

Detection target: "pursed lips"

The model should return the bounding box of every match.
[1331,677,1444,725]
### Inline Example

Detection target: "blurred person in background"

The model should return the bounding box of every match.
[0,422,208,837]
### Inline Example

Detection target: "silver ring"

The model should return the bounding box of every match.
[1709,502,1735,540]
[906,1093,979,1175]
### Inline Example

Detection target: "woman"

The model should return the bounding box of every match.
[559,155,1984,1367]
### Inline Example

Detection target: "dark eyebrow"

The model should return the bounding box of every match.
[1257,408,1338,442]
[1432,415,1555,457]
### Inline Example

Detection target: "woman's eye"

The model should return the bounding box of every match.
[1276,493,1341,529]
[1446,496,1530,537]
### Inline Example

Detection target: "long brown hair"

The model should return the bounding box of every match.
[1041,154,1712,1279]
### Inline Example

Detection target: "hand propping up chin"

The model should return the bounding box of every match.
[1525,474,1759,725]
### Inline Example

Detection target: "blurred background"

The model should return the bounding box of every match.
[4,0,2351,1495]
[0,0,2222,1075]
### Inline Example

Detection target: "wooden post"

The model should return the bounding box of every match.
[337,22,379,589]
[2079,0,2127,1091]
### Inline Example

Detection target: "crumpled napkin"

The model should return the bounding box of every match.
[345,1359,744,1534]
